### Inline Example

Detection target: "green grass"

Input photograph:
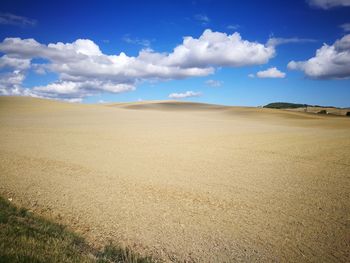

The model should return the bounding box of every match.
[0,196,153,263]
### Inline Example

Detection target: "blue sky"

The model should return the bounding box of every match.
[0,0,350,106]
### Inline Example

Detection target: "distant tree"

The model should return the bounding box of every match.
[264,102,308,109]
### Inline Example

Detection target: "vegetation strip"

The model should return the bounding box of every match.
[0,196,153,263]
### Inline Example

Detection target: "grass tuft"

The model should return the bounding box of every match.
[96,244,153,263]
[0,196,154,263]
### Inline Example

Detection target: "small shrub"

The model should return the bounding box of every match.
[317,110,327,114]
[97,243,153,263]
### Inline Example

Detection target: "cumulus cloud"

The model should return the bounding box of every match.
[166,29,275,68]
[255,67,286,78]
[32,81,135,100]
[288,34,350,79]
[0,70,36,97]
[205,79,223,87]
[0,29,277,101]
[0,55,31,70]
[0,13,37,27]
[307,0,350,9]
[0,70,24,94]
[340,23,350,32]
[168,91,202,99]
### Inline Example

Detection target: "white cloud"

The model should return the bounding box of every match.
[0,70,25,94]
[168,91,202,99]
[340,23,350,32]
[122,35,152,47]
[256,67,286,78]
[166,29,275,68]
[307,0,350,9]
[63,98,83,103]
[0,55,31,70]
[205,79,223,87]
[0,70,35,97]
[248,73,255,78]
[194,14,210,25]
[0,29,277,101]
[32,81,135,100]
[227,24,240,30]
[288,34,350,79]
[267,37,316,47]
[33,66,46,75]
[0,13,36,27]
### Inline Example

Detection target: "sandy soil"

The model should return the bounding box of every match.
[1,96,349,262]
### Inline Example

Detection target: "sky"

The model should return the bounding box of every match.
[0,0,350,107]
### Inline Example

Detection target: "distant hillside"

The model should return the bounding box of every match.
[264,102,350,116]
[264,102,338,109]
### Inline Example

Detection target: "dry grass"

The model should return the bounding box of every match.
[0,96,349,262]
[0,196,153,263]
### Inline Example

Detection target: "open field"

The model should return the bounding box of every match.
[1,96,349,262]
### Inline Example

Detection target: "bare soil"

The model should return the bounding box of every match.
[1,96,349,262]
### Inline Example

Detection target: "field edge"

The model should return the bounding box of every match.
[0,195,154,263]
